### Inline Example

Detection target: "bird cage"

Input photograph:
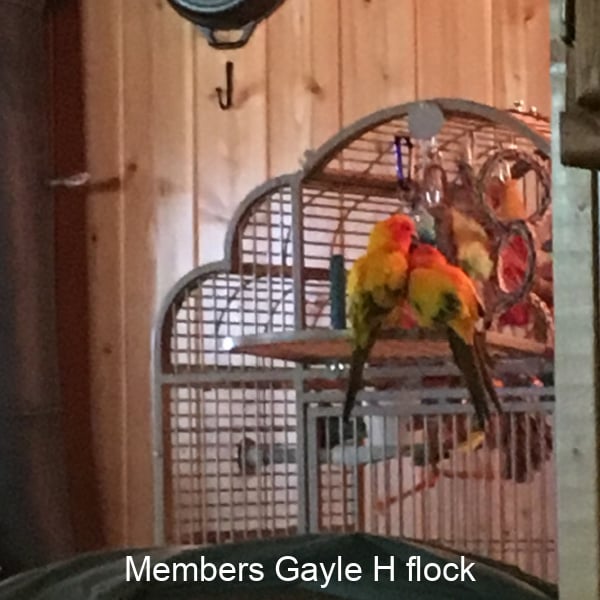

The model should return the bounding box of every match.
[152,98,555,581]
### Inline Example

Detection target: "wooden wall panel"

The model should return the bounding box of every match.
[82,0,198,547]
[521,0,551,116]
[82,0,127,547]
[49,0,105,552]
[266,0,341,175]
[151,4,196,299]
[194,29,268,265]
[416,0,494,103]
[340,0,417,124]
[120,0,198,546]
[492,0,551,115]
[79,0,552,546]
[492,0,528,110]
[120,0,157,547]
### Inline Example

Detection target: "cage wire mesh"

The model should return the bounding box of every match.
[153,99,555,581]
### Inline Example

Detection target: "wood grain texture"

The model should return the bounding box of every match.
[522,0,551,115]
[120,0,156,547]
[266,0,341,175]
[194,26,268,265]
[48,0,105,552]
[113,0,197,547]
[81,0,127,547]
[340,0,417,125]
[151,2,196,298]
[416,0,493,103]
[492,0,551,115]
[492,0,527,110]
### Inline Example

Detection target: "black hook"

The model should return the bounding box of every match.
[216,61,234,110]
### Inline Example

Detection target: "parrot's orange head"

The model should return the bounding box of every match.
[368,214,416,253]
[409,242,448,268]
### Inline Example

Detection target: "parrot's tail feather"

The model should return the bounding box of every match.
[447,328,491,431]
[474,332,503,414]
[474,325,497,369]
[343,345,371,423]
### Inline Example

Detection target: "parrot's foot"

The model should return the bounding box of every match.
[455,429,485,453]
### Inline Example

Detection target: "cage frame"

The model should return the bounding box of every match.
[151,99,554,564]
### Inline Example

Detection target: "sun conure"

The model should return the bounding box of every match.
[406,242,502,429]
[449,207,494,282]
[343,214,417,422]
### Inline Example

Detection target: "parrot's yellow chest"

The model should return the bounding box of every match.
[348,250,408,303]
[347,248,409,350]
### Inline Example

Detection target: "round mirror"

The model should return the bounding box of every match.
[407,101,445,140]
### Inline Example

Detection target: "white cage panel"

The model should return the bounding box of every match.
[307,394,555,582]
[165,271,296,371]
[166,384,298,544]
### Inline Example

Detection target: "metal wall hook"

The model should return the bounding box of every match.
[216,61,234,110]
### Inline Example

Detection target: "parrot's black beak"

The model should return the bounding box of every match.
[409,234,419,253]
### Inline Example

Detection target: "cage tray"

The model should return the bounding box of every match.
[228,328,550,364]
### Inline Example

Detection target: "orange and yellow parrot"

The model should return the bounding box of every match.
[449,207,494,282]
[451,175,526,285]
[343,214,417,422]
[407,243,502,429]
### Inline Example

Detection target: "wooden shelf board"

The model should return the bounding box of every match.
[228,328,551,364]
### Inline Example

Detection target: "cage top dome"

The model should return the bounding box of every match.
[300,98,550,181]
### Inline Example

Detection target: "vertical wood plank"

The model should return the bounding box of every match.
[150,4,196,298]
[120,0,155,546]
[340,0,417,125]
[492,0,551,115]
[266,0,341,176]
[523,0,551,115]
[120,0,197,546]
[121,0,198,546]
[416,0,494,103]
[492,0,527,109]
[81,0,127,547]
[49,0,105,552]
[193,27,268,265]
